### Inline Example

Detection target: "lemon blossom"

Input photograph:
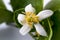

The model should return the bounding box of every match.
[17,4,53,36]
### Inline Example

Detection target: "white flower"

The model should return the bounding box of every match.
[17,4,53,36]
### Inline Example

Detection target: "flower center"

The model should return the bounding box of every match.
[25,12,39,28]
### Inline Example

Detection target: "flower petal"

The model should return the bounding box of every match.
[17,14,25,25]
[34,23,47,36]
[25,4,35,13]
[37,10,53,21]
[19,24,31,35]
[31,32,36,36]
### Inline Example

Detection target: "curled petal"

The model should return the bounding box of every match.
[34,23,47,36]
[19,24,31,35]
[25,4,35,13]
[17,14,25,25]
[37,10,53,21]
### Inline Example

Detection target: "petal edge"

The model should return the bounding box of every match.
[19,24,31,35]
[34,23,47,36]
[25,4,35,13]
[17,14,25,25]
[37,10,53,21]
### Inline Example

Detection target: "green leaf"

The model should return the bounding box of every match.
[0,8,14,23]
[51,10,60,40]
[44,0,60,11]
[10,0,43,13]
[0,0,6,9]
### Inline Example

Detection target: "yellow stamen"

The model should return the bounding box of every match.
[25,12,39,28]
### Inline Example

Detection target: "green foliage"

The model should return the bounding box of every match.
[10,0,43,13]
[0,8,14,23]
[44,0,60,11]
[51,10,60,40]
[0,0,6,9]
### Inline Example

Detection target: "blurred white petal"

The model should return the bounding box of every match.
[37,10,53,21]
[34,23,47,36]
[19,24,31,35]
[17,14,25,25]
[31,32,36,35]
[25,4,35,13]
[3,0,13,12]
[0,22,9,30]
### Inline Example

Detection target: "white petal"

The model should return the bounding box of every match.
[37,10,53,21]
[31,32,36,35]
[25,4,35,13]
[19,24,31,35]
[34,23,47,36]
[17,14,25,25]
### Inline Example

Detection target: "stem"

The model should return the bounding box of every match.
[47,19,53,40]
